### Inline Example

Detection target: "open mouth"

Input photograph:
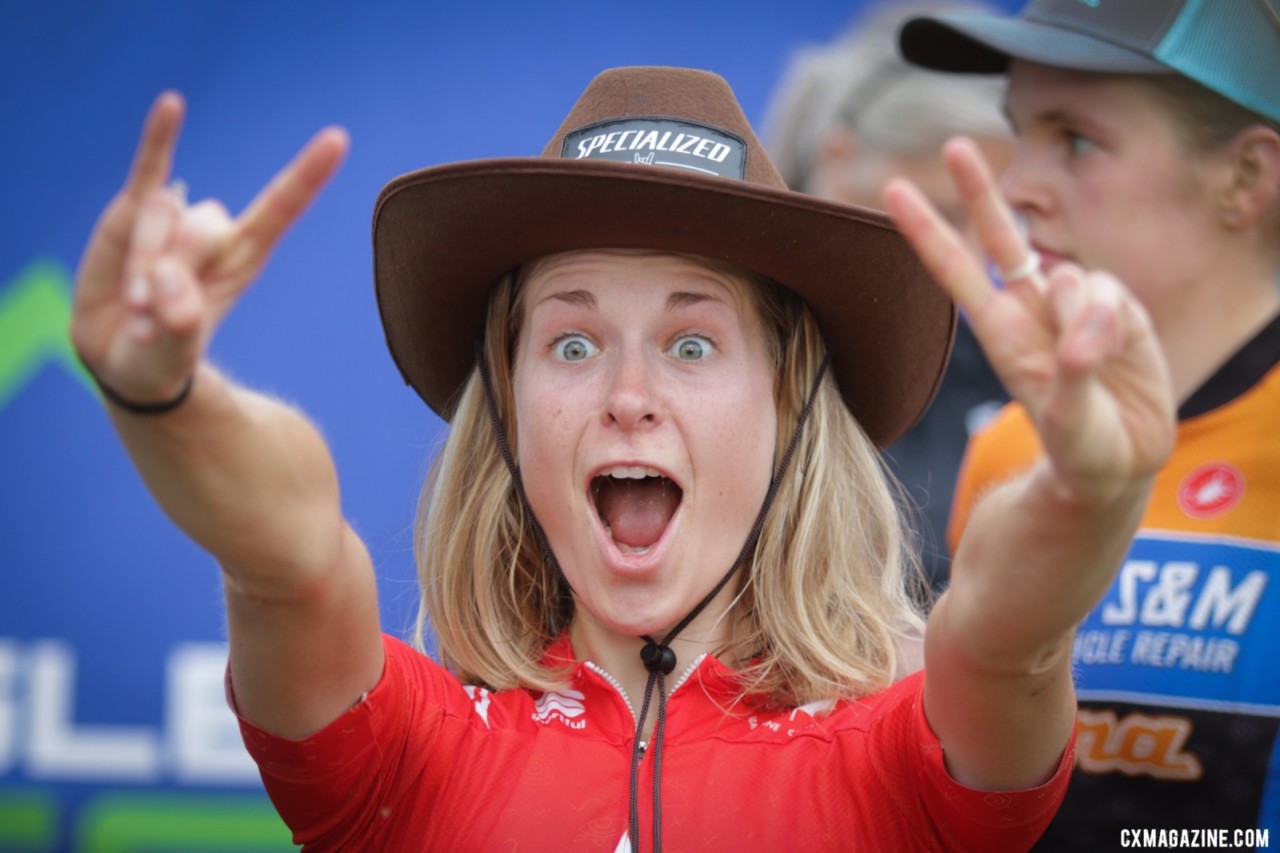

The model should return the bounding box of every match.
[590,466,683,554]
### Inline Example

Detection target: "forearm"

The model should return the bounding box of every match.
[108,360,346,598]
[922,459,1150,790]
[942,457,1151,675]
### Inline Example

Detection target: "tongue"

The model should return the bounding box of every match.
[597,477,680,548]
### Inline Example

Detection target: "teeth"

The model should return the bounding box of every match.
[616,543,651,555]
[600,465,662,480]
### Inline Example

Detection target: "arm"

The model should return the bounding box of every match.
[71,93,383,738]
[883,138,1175,791]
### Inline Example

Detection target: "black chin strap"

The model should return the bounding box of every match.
[475,339,830,852]
[474,341,563,584]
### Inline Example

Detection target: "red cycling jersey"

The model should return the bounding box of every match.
[233,633,1072,851]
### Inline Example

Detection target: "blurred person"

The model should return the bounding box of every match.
[765,1,1015,592]
[902,0,1280,846]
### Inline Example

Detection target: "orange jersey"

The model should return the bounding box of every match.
[949,316,1280,847]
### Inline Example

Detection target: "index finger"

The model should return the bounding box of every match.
[229,127,350,268]
[882,175,994,315]
[123,92,186,202]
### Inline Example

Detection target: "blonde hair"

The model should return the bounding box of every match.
[413,259,927,706]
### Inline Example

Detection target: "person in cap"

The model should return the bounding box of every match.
[900,1,1280,846]
[763,0,1014,594]
[69,64,1173,850]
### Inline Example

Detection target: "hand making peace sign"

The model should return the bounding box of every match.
[70,92,349,408]
[883,137,1176,508]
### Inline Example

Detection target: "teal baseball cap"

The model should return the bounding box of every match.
[899,0,1280,124]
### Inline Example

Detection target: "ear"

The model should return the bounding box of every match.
[1219,125,1280,229]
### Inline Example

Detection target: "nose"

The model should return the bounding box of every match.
[998,145,1049,219]
[603,346,661,430]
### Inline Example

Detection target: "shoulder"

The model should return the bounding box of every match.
[948,402,1041,544]
[965,401,1039,462]
[377,634,541,731]
[954,401,1042,498]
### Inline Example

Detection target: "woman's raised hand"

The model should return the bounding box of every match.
[883,137,1175,506]
[71,92,349,406]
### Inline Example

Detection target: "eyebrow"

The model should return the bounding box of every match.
[534,288,727,311]
[538,289,596,309]
[666,290,724,310]
[1003,101,1083,132]
[1033,108,1077,127]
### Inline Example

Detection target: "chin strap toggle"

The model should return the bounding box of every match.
[640,640,678,675]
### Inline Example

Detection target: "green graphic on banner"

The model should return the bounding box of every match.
[0,259,94,410]
[0,788,297,852]
[76,793,297,852]
[0,789,58,849]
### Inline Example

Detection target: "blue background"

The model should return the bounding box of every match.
[0,1,1018,850]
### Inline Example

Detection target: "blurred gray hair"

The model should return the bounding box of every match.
[763,1,1010,193]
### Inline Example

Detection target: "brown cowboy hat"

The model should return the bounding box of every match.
[372,65,954,448]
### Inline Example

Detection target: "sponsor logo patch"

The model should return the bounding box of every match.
[1074,533,1278,713]
[562,118,747,179]
[1177,463,1244,519]
[1075,709,1202,780]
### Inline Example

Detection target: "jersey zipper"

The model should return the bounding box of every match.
[586,655,706,746]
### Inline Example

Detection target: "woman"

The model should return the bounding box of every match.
[70,65,1172,850]
[901,1,1280,846]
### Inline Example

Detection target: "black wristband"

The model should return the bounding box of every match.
[79,356,194,415]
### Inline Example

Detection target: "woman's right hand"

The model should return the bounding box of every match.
[70,91,349,406]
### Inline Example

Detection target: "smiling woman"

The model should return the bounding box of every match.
[69,63,1176,851]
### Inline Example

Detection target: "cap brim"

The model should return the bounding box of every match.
[900,13,1169,74]
[373,159,955,448]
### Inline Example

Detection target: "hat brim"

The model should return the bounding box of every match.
[373,159,955,448]
[900,13,1169,75]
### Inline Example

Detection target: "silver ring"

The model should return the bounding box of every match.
[1000,250,1040,282]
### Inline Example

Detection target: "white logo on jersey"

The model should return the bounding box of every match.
[1102,560,1267,634]
[532,688,587,729]
[463,685,492,728]
[790,698,835,721]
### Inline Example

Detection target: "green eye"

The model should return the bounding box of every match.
[671,336,713,361]
[554,335,598,361]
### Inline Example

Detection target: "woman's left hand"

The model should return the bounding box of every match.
[883,137,1175,507]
